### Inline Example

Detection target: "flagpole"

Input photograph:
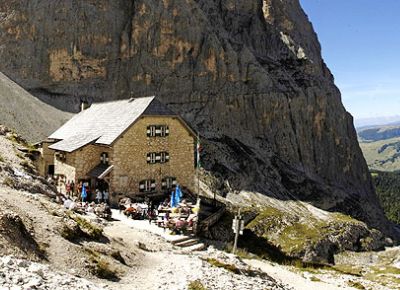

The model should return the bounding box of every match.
[196,132,200,200]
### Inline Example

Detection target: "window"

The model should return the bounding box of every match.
[147,152,169,164]
[147,125,169,137]
[139,179,156,192]
[162,177,177,191]
[100,152,109,165]
[55,151,66,161]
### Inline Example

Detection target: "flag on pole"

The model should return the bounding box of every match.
[170,191,176,208]
[196,133,201,168]
[175,185,182,205]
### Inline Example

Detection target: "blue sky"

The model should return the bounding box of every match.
[300,0,400,120]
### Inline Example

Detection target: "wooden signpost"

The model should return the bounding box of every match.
[232,208,244,254]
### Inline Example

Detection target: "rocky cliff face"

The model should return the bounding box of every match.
[0,0,396,237]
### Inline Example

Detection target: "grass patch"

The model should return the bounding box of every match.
[245,206,326,255]
[332,264,363,277]
[369,266,400,275]
[6,133,23,144]
[74,216,103,239]
[60,222,82,241]
[85,248,119,280]
[310,276,322,282]
[346,280,366,289]
[2,177,15,188]
[66,212,103,240]
[206,258,241,274]
[188,280,207,290]
[224,243,256,260]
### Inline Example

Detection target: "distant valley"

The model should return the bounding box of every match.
[358,124,400,171]
[358,122,400,226]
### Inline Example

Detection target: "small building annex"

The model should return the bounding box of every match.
[40,96,196,205]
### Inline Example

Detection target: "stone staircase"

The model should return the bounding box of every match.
[169,235,206,253]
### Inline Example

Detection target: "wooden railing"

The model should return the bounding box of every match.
[181,187,226,236]
[196,198,226,236]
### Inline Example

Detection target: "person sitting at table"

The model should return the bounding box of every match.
[124,204,136,218]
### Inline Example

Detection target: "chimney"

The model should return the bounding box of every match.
[81,100,90,112]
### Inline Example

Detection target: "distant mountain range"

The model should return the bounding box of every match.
[355,116,400,129]
[358,125,400,142]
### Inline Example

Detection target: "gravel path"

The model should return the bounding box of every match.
[102,213,290,290]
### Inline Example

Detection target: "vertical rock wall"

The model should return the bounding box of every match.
[0,0,395,236]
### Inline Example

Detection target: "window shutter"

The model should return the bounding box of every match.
[162,177,177,191]
[147,153,157,163]
[140,179,157,192]
[147,125,169,137]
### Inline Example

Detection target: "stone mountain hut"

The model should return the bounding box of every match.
[39,96,196,205]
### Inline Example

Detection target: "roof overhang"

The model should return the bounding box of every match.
[49,134,100,153]
[87,164,114,179]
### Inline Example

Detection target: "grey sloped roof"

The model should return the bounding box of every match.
[48,96,165,151]
[49,133,101,152]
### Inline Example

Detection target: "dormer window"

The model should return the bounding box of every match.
[100,152,109,165]
[147,125,169,137]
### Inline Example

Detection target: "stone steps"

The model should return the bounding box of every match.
[175,243,207,254]
[174,238,199,247]
[169,235,206,252]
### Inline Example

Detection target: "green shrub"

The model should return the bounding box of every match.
[66,212,103,240]
[86,250,118,280]
[347,280,366,289]
[188,280,207,290]
[206,258,241,274]
[3,177,15,188]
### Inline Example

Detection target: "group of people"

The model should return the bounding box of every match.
[62,197,112,219]
[155,197,199,234]
[95,188,109,204]
[62,180,109,204]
